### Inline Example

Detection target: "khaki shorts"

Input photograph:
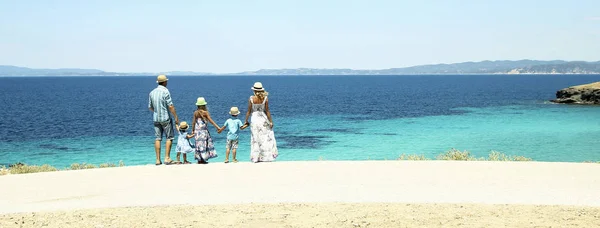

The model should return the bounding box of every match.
[153,120,174,141]
[226,139,239,150]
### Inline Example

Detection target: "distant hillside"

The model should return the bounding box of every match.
[235,60,600,75]
[0,65,115,76]
[1,60,600,76]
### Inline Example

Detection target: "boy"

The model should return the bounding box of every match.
[218,107,245,163]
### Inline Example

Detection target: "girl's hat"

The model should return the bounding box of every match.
[251,82,265,91]
[179,121,189,129]
[229,107,241,115]
[195,97,207,106]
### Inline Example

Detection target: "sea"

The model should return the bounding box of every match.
[1,75,599,168]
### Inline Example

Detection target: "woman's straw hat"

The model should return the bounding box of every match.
[179,121,189,129]
[195,97,207,106]
[251,82,265,91]
[229,107,241,115]
[156,75,168,83]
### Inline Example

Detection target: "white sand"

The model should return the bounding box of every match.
[2,203,600,228]
[1,161,599,215]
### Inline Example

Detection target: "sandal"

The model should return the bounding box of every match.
[155,162,163,166]
[164,160,176,165]
[183,161,191,164]
[224,160,229,163]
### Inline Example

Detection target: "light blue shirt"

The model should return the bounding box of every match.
[148,85,173,122]
[223,118,243,140]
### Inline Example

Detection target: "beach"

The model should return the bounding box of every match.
[1,161,599,227]
[2,203,599,227]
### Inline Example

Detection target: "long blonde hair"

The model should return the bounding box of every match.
[254,90,269,100]
[196,105,208,120]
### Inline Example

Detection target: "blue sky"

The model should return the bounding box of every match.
[1,0,599,73]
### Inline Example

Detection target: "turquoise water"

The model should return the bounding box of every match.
[1,76,599,167]
[2,103,599,167]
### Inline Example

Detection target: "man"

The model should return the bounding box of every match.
[149,74,179,165]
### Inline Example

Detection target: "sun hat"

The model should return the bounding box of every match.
[251,82,265,91]
[195,97,207,106]
[179,121,189,129]
[229,107,241,115]
[156,75,168,83]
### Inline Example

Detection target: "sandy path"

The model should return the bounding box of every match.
[0,161,599,215]
[1,203,599,228]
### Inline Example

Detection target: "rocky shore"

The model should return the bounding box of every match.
[551,82,600,104]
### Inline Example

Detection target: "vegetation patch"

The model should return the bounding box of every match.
[399,149,533,161]
[0,161,125,176]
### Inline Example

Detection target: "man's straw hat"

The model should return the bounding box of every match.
[156,75,168,83]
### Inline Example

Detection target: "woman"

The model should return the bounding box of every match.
[243,82,278,162]
[192,97,220,164]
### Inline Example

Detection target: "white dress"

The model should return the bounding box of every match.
[249,96,278,162]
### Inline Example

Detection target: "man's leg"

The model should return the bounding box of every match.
[154,140,161,164]
[164,120,175,163]
[153,122,163,165]
[165,139,173,162]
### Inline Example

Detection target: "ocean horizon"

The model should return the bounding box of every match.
[1,75,599,168]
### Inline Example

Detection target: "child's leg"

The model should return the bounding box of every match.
[232,148,237,162]
[231,140,238,162]
[225,147,231,163]
[176,152,181,162]
[183,153,188,163]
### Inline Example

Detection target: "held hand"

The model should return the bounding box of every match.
[269,122,274,129]
[175,119,180,125]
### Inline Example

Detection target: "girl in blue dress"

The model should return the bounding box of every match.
[175,121,194,164]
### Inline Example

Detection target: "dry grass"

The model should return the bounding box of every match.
[0,161,125,176]
[7,164,59,174]
[398,154,428,160]
[487,151,533,161]
[572,81,600,89]
[400,149,533,162]
[436,148,480,161]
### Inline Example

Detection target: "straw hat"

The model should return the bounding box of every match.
[251,82,265,91]
[195,97,207,106]
[179,121,189,129]
[229,107,241,115]
[156,75,168,83]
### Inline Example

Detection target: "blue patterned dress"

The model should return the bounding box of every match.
[194,117,218,161]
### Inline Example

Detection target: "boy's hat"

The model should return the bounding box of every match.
[156,75,168,83]
[195,97,207,106]
[229,107,241,115]
[251,82,265,91]
[179,121,189,129]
